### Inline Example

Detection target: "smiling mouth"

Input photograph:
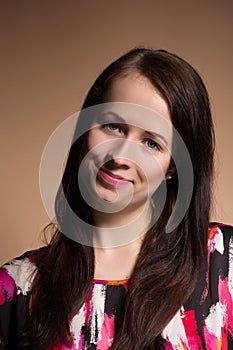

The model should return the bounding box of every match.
[97,168,132,187]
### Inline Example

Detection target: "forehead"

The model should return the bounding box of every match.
[104,73,171,124]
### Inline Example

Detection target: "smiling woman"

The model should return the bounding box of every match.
[81,88,171,221]
[0,48,232,349]
[85,74,171,206]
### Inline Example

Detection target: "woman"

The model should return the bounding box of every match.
[0,48,232,349]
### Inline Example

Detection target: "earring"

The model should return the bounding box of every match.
[166,174,173,180]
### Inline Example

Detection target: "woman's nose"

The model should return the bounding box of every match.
[108,139,138,167]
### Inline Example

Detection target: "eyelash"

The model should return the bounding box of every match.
[102,123,162,152]
[144,139,161,151]
[103,123,122,133]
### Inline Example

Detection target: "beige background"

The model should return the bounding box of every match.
[0,1,232,265]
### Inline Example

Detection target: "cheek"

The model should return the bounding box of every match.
[160,155,172,174]
[78,131,102,164]
[141,155,171,190]
[86,130,107,152]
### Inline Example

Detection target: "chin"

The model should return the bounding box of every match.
[96,188,119,203]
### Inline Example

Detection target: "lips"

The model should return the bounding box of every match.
[97,168,132,186]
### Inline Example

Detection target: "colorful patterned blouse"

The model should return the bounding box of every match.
[0,223,232,349]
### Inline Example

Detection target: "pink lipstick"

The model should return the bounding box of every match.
[97,168,131,187]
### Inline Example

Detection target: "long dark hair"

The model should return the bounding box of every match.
[25,48,215,349]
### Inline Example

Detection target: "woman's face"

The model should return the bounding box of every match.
[79,73,172,217]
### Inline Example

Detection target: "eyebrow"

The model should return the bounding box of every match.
[100,112,169,146]
[100,112,125,123]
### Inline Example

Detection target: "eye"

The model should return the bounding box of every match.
[103,123,122,133]
[144,139,161,151]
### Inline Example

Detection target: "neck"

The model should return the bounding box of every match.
[92,201,152,248]
[94,237,143,280]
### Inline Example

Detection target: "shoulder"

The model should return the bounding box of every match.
[207,222,233,298]
[208,222,233,256]
[0,247,46,305]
